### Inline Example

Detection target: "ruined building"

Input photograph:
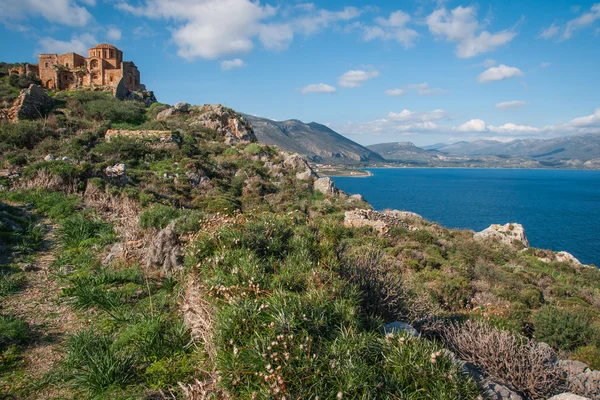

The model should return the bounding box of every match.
[35,43,143,91]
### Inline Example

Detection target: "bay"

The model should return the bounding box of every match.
[332,168,600,266]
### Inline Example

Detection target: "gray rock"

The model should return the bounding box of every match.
[560,360,590,377]
[481,380,524,400]
[13,84,53,120]
[44,154,56,161]
[548,394,591,400]
[313,177,337,196]
[103,242,125,266]
[61,156,70,162]
[349,194,364,201]
[382,321,419,337]
[474,223,530,249]
[173,102,190,112]
[105,163,126,177]
[157,107,175,120]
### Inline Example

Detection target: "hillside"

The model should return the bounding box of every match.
[0,89,599,399]
[244,114,384,164]
[368,136,600,169]
[436,133,600,162]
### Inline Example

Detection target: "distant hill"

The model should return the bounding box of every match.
[435,133,600,162]
[243,114,384,164]
[367,142,442,164]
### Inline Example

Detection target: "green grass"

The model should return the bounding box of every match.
[58,214,115,249]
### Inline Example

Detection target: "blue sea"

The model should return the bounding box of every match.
[332,168,600,266]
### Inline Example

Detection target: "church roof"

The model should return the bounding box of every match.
[91,43,118,50]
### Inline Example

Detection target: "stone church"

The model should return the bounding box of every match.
[36,43,142,91]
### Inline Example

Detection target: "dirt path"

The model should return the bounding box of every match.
[1,219,83,398]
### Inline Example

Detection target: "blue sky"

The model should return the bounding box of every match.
[1,0,599,146]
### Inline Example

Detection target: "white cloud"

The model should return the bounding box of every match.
[384,89,405,97]
[387,109,447,122]
[539,23,559,39]
[405,82,447,95]
[338,69,380,88]
[570,108,600,127]
[0,0,93,27]
[361,10,419,48]
[483,58,496,67]
[564,3,600,38]
[496,100,527,109]
[220,58,247,71]
[107,28,122,41]
[456,119,487,132]
[37,33,97,55]
[116,0,362,60]
[333,109,448,136]
[477,64,523,83]
[490,123,540,133]
[540,62,551,68]
[426,6,516,58]
[300,83,336,94]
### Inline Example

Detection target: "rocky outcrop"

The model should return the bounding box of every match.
[481,380,524,400]
[344,209,409,235]
[157,101,191,120]
[281,152,316,180]
[189,104,256,143]
[382,321,419,337]
[7,84,53,121]
[555,251,585,266]
[548,394,591,400]
[559,360,600,399]
[313,177,338,196]
[474,223,530,249]
[114,78,157,107]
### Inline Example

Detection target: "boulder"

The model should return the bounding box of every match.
[314,177,338,196]
[189,104,256,142]
[349,194,365,202]
[105,163,126,177]
[281,152,316,180]
[555,251,584,266]
[382,321,418,337]
[559,360,600,399]
[344,209,408,235]
[44,154,56,162]
[474,223,530,249]
[157,107,174,120]
[384,210,423,221]
[173,102,190,113]
[102,242,126,266]
[548,394,591,400]
[8,84,53,121]
[481,380,524,400]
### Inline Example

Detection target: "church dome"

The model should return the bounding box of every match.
[92,43,118,50]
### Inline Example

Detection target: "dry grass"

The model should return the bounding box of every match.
[181,274,216,359]
[440,320,566,399]
[18,169,78,194]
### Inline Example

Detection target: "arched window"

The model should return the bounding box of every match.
[90,59,98,69]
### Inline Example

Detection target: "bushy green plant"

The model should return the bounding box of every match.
[84,98,146,125]
[573,345,600,370]
[533,306,599,351]
[0,314,30,351]
[63,329,136,394]
[58,214,114,249]
[139,204,181,230]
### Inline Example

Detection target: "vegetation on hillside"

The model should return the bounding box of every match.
[0,91,599,399]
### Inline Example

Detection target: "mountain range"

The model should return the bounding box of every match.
[243,114,383,164]
[246,113,600,169]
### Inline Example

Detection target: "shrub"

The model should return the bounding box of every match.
[0,120,54,150]
[573,345,600,370]
[0,314,30,351]
[244,143,264,155]
[441,320,565,399]
[83,98,146,124]
[63,329,136,394]
[533,306,598,351]
[139,204,181,230]
[340,246,406,321]
[58,214,114,249]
